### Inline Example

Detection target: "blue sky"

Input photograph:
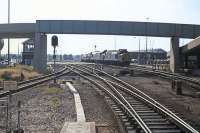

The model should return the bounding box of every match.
[0,0,200,54]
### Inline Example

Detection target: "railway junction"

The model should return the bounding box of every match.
[0,62,199,133]
[0,22,200,132]
[0,23,200,132]
[0,2,200,133]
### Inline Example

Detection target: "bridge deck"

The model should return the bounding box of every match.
[0,20,200,38]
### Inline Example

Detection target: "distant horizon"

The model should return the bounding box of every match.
[1,47,171,56]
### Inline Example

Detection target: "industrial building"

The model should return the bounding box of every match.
[129,48,167,64]
[180,37,200,69]
[179,37,200,75]
[164,36,200,74]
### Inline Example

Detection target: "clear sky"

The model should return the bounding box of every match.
[0,0,200,54]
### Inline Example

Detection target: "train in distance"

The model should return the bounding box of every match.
[81,49,131,66]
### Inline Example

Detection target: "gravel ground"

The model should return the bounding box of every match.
[0,74,120,133]
[121,75,200,129]
[2,64,198,132]
[0,82,76,133]
[68,77,119,133]
[103,66,200,131]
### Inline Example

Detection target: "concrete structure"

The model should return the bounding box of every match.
[166,36,200,74]
[33,33,47,72]
[60,82,95,133]
[170,37,180,72]
[60,122,96,133]
[22,39,34,65]
[129,48,167,64]
[181,36,200,53]
[66,82,86,122]
[0,20,200,72]
[180,36,200,69]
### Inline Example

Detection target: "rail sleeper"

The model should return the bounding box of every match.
[124,96,183,133]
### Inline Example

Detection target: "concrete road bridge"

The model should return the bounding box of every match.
[0,20,200,72]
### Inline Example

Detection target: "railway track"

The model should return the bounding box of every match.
[0,66,70,98]
[105,64,200,88]
[67,64,199,133]
[131,64,199,82]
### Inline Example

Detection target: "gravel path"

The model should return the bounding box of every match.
[72,78,119,133]
[0,82,76,133]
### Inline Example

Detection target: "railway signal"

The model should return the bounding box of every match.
[51,36,58,47]
[51,35,58,83]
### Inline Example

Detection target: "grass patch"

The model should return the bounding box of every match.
[0,64,40,82]
[49,97,61,108]
[42,87,64,95]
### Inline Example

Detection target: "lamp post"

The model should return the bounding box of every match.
[94,45,97,52]
[8,0,10,65]
[114,37,117,50]
[145,17,149,64]
[138,38,141,64]
[132,37,136,63]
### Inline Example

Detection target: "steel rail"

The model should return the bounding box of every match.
[107,80,197,133]
[79,64,199,133]
[131,65,200,82]
[17,66,67,86]
[131,64,192,77]
[0,70,70,98]
[111,64,200,86]
[68,67,152,133]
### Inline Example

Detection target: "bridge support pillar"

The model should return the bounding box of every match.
[170,37,180,73]
[33,33,47,73]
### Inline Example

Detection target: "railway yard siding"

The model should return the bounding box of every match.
[108,68,200,131]
[0,63,199,132]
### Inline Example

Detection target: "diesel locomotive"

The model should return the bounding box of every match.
[81,49,131,66]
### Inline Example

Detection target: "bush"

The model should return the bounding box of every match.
[1,71,12,80]
[12,75,21,82]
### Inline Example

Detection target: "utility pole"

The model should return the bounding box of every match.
[8,0,10,65]
[94,45,97,52]
[114,37,117,50]
[138,38,141,64]
[145,17,149,65]
[17,41,20,63]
